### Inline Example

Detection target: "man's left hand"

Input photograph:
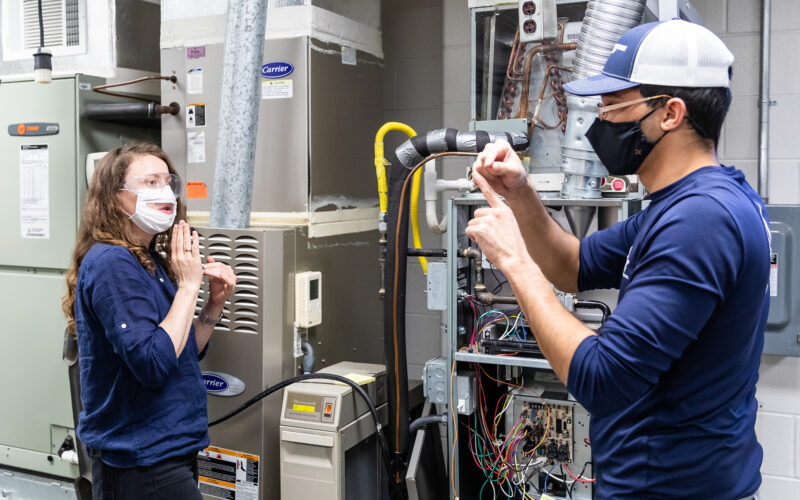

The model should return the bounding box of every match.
[466,169,532,275]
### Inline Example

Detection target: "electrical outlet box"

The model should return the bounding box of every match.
[518,0,558,43]
[295,271,322,328]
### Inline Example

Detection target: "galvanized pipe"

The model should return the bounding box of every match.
[758,0,771,202]
[209,0,269,228]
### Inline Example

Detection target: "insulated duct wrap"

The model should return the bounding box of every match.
[394,128,529,169]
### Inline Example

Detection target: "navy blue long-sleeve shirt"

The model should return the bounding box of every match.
[75,244,209,468]
[569,166,770,498]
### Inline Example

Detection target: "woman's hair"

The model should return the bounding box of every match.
[62,143,186,335]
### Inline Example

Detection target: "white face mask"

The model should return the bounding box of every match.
[124,185,177,235]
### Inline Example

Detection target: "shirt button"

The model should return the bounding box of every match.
[121,323,127,329]
[159,278,164,283]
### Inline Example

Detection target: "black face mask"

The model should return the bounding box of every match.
[584,106,668,176]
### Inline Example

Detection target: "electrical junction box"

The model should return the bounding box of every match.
[519,0,558,43]
[765,205,800,356]
[295,271,322,328]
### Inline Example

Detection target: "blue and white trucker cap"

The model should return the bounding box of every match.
[563,19,734,96]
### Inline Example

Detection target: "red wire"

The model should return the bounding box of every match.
[563,464,596,483]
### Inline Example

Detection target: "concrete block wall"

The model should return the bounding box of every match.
[692,0,800,496]
[382,0,445,379]
[436,0,800,496]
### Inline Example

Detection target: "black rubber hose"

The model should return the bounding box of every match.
[38,0,44,48]
[574,299,611,323]
[207,372,394,492]
[406,248,446,257]
[408,414,446,436]
[384,158,412,468]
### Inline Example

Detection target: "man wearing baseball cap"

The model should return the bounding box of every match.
[466,19,767,499]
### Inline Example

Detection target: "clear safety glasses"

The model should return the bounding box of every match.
[124,173,183,197]
[597,94,673,117]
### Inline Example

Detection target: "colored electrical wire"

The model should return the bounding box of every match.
[564,463,596,483]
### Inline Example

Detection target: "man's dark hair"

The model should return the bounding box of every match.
[638,84,732,149]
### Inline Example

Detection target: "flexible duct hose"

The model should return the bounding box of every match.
[572,0,647,79]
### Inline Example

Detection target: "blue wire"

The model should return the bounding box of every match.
[543,464,556,494]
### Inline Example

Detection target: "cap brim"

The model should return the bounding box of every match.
[563,73,640,96]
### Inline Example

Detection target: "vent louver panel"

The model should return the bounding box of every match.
[196,231,264,335]
[23,0,80,49]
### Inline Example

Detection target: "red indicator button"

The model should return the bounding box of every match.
[612,178,626,191]
[324,403,333,415]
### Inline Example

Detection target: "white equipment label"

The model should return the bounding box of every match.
[341,46,357,66]
[187,68,204,94]
[198,445,259,500]
[187,131,206,163]
[261,79,293,100]
[770,253,778,297]
[19,145,49,239]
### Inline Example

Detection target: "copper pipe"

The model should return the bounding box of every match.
[92,75,177,103]
[517,43,577,119]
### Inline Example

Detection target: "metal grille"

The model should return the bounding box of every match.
[23,0,64,49]
[197,231,263,335]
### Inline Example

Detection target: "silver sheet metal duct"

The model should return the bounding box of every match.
[209,0,269,228]
[560,0,647,200]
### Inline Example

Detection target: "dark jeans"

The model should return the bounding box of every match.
[90,451,203,500]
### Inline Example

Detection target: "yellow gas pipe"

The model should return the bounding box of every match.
[374,122,428,273]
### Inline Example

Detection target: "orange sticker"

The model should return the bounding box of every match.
[17,123,25,135]
[186,181,208,199]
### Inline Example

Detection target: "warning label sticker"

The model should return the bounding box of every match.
[261,79,293,99]
[198,445,259,500]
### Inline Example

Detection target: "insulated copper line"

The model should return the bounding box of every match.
[92,75,178,103]
[517,42,577,119]
[392,151,479,458]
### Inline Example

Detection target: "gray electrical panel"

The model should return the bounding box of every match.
[765,205,800,356]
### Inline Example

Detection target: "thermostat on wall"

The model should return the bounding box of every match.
[295,271,322,328]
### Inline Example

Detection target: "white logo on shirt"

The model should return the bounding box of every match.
[622,247,633,280]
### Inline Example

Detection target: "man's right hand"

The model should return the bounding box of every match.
[472,139,529,200]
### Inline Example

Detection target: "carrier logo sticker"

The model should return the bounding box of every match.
[202,372,245,396]
[261,61,294,79]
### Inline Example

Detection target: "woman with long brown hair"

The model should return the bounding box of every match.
[63,143,235,499]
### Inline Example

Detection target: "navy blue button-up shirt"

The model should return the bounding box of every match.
[75,243,209,468]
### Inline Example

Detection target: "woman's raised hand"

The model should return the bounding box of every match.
[171,220,203,291]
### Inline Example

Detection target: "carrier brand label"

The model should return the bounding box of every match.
[202,372,245,396]
[261,61,294,79]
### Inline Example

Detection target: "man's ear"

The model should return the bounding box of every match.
[660,97,688,132]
